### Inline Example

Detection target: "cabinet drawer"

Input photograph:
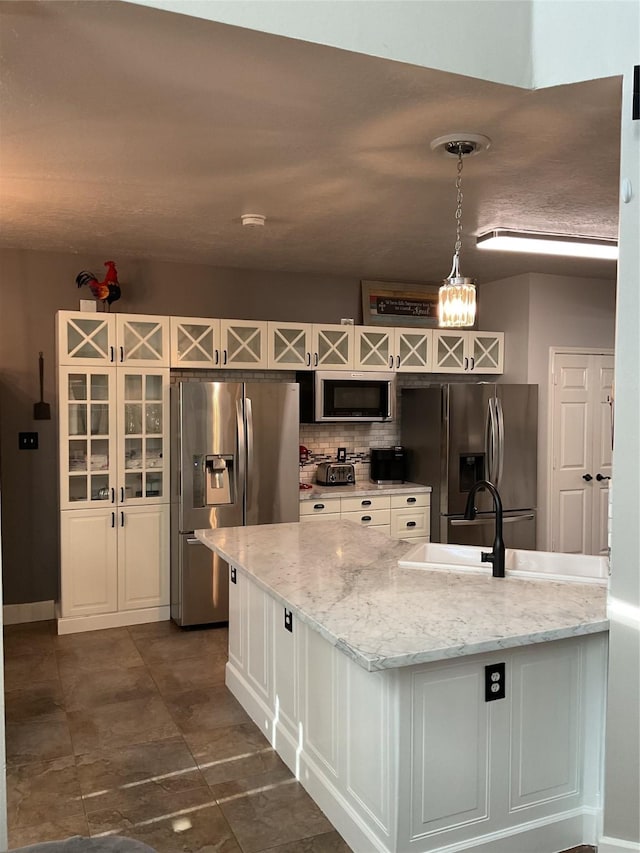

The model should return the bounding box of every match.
[300,513,341,523]
[342,508,391,527]
[341,495,390,512]
[390,493,430,509]
[391,507,429,539]
[300,498,342,517]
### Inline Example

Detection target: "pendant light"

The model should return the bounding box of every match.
[430,133,490,328]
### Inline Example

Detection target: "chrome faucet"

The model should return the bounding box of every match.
[464,480,505,578]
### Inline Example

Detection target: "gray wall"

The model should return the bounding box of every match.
[478,272,616,550]
[0,249,361,605]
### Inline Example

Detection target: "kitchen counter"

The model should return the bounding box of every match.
[196,520,608,672]
[299,480,430,501]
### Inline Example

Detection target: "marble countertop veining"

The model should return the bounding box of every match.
[196,521,608,672]
[299,481,431,500]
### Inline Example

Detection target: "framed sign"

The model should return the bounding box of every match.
[361,280,440,327]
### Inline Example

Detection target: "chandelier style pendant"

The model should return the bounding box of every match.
[430,134,490,328]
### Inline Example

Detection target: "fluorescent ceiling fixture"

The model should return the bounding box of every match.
[476,229,618,260]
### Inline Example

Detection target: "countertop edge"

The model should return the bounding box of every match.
[195,528,609,671]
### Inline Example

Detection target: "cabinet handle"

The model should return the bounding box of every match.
[407,497,416,504]
[121,511,125,527]
[313,503,325,510]
[361,515,372,522]
[406,521,417,528]
[111,487,115,504]
[215,349,219,365]
[361,499,372,506]
[306,352,311,367]
[389,355,394,369]
[120,486,125,503]
[223,349,228,365]
[230,566,237,584]
[110,346,115,363]
[314,352,319,367]
[596,473,611,481]
[396,354,400,369]
[111,512,115,528]
[120,346,124,363]
[464,356,469,371]
[284,608,293,633]
[470,356,475,370]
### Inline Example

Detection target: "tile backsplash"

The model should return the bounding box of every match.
[299,421,400,485]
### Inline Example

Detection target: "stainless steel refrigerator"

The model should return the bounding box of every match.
[401,383,538,549]
[170,380,299,626]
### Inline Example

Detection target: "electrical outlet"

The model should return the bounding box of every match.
[485,662,506,701]
[19,432,38,450]
[337,447,347,462]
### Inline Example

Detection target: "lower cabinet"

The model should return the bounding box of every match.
[226,567,607,853]
[300,490,430,542]
[59,504,169,631]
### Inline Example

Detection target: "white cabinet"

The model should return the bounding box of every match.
[117,504,170,611]
[220,319,268,368]
[432,330,504,374]
[224,570,606,853]
[300,490,430,542]
[354,326,432,373]
[170,316,220,368]
[268,321,313,369]
[57,311,169,367]
[312,323,354,369]
[57,313,170,633]
[60,508,118,617]
[59,366,169,510]
[60,504,169,620]
[169,316,268,369]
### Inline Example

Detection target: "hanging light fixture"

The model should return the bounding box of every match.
[430,133,490,328]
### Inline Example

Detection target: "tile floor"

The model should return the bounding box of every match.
[3,619,598,853]
[3,619,350,852]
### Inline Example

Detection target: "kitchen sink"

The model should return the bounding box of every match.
[398,542,608,585]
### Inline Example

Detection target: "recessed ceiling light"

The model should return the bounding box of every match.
[476,229,618,260]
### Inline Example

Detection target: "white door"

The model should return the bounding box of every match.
[116,315,170,366]
[170,316,220,368]
[60,508,118,617]
[268,320,312,369]
[57,311,115,365]
[353,326,394,371]
[312,324,353,369]
[117,504,170,610]
[550,351,614,555]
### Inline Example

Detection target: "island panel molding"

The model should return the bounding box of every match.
[212,528,608,853]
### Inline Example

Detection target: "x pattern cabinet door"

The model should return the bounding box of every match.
[170,317,220,368]
[116,316,169,366]
[58,313,115,365]
[313,324,353,369]
[220,320,268,368]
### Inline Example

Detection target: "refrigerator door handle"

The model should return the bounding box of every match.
[236,397,246,511]
[246,395,254,485]
[485,398,496,483]
[495,396,505,488]
[450,513,535,526]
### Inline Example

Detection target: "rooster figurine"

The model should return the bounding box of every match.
[76,261,121,307]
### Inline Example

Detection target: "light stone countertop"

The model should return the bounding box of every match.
[196,521,608,672]
[299,481,431,500]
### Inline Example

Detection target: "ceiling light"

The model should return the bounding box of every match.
[241,214,266,227]
[476,229,618,260]
[431,134,490,328]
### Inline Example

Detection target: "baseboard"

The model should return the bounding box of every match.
[599,837,640,852]
[2,600,55,625]
[56,605,170,634]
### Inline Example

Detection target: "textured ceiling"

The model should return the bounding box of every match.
[0,0,621,285]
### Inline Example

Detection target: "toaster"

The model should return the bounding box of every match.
[315,461,355,486]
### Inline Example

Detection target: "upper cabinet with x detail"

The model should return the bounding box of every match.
[58,312,170,367]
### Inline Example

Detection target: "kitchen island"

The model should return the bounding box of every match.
[196,521,608,853]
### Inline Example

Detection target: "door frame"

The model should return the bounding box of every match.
[547,346,614,553]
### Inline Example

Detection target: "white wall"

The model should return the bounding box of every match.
[136,0,534,88]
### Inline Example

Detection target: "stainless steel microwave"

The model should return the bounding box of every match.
[296,370,396,423]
